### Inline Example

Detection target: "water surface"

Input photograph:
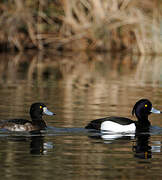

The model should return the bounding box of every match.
[0,52,162,180]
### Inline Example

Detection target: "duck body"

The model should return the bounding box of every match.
[85,117,136,133]
[85,99,161,133]
[0,103,55,132]
[0,119,46,131]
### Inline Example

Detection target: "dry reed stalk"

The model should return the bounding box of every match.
[61,0,162,54]
[0,0,161,53]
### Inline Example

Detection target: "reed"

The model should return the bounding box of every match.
[0,0,161,54]
[61,0,162,54]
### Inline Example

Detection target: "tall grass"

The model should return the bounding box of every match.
[61,0,162,54]
[0,0,63,51]
[0,0,161,54]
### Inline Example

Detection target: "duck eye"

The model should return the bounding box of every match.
[40,106,42,109]
[145,104,148,107]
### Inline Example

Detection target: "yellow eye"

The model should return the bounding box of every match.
[145,104,148,107]
[40,106,42,109]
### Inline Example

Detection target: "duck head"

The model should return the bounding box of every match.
[30,102,55,120]
[132,99,161,121]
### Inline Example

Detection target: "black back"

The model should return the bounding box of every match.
[5,119,31,125]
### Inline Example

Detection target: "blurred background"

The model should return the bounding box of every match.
[0,0,162,54]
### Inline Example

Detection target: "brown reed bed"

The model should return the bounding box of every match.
[0,0,161,54]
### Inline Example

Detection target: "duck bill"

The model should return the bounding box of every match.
[150,107,161,114]
[43,107,56,116]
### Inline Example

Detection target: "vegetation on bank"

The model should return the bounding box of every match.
[0,0,162,54]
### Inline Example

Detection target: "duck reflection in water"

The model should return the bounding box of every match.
[132,133,152,159]
[30,131,54,155]
[102,132,152,159]
[89,132,152,159]
[2,130,54,155]
[30,134,44,155]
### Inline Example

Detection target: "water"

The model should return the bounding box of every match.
[0,52,162,180]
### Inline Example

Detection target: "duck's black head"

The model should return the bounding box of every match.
[132,99,161,122]
[30,102,55,120]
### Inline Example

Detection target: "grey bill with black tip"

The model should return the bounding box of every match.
[43,107,56,115]
[150,107,161,114]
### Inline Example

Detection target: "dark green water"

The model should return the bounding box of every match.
[0,52,162,180]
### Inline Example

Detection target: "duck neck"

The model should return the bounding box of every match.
[30,111,42,120]
[31,115,47,129]
[137,114,150,127]
[32,119,47,128]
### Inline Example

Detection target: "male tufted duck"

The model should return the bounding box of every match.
[85,99,162,133]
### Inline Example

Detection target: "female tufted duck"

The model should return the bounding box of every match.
[85,99,162,133]
[0,103,55,132]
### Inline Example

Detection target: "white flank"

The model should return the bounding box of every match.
[101,121,136,133]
